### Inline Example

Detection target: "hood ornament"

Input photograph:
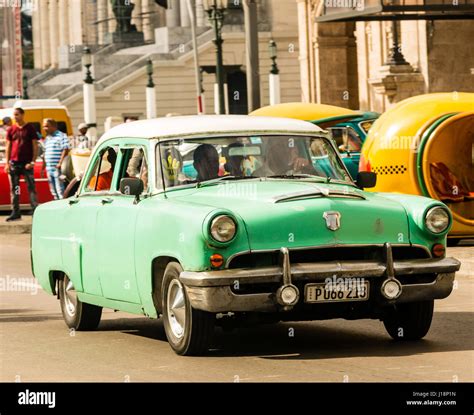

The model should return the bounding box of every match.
[323,211,341,231]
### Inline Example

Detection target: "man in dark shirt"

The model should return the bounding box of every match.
[4,107,39,221]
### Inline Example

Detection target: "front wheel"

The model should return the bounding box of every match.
[383,300,434,341]
[58,274,102,331]
[162,262,215,355]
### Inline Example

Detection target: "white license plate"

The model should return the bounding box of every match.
[304,281,369,303]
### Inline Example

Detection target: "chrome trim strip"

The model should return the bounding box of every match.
[157,131,332,142]
[272,189,365,203]
[280,247,292,286]
[384,243,395,278]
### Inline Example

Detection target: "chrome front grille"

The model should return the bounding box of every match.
[227,245,431,269]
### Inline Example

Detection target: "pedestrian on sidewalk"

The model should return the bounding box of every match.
[42,118,70,200]
[76,122,89,149]
[2,116,12,131]
[4,108,39,222]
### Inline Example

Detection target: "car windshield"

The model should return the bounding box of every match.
[157,135,352,189]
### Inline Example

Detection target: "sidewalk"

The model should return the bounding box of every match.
[0,216,32,234]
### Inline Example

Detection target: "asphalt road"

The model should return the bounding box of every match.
[0,234,472,382]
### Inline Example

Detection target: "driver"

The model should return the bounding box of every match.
[256,138,314,176]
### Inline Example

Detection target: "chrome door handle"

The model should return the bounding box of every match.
[101,198,113,204]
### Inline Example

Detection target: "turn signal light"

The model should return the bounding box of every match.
[432,243,446,258]
[359,154,371,172]
[210,254,224,268]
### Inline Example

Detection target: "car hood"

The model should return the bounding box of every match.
[171,180,410,250]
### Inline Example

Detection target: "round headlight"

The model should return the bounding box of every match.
[425,207,450,234]
[210,215,236,243]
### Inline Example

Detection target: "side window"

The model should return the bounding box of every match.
[346,128,362,152]
[83,146,119,193]
[119,147,148,194]
[329,128,344,148]
[329,127,362,153]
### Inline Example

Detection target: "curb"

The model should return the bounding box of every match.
[0,218,32,235]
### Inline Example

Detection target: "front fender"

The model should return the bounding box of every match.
[377,193,451,250]
[134,196,251,317]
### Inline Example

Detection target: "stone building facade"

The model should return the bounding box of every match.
[32,0,198,69]
[28,0,302,135]
[297,0,474,112]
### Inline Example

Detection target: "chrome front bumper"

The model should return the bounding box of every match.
[180,244,461,313]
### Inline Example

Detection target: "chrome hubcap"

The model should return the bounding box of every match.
[63,276,77,317]
[167,279,187,339]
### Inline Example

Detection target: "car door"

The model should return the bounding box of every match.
[95,142,149,303]
[61,144,119,296]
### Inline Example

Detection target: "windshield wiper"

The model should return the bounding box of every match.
[197,175,258,188]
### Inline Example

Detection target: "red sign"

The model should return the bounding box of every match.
[14,5,23,97]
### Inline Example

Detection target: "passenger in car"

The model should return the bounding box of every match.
[193,144,220,182]
[224,142,244,176]
[89,149,117,191]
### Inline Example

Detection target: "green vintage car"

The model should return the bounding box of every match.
[32,115,461,355]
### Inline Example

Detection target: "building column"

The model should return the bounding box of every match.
[180,0,191,27]
[107,0,116,33]
[58,0,68,46]
[166,0,181,27]
[313,22,359,109]
[195,0,205,27]
[39,0,50,69]
[132,0,143,32]
[142,0,154,42]
[49,0,59,67]
[84,0,98,46]
[69,0,83,45]
[97,0,108,44]
[32,0,42,69]
[297,0,311,103]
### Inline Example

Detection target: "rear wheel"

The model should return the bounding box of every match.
[162,262,215,355]
[383,300,434,341]
[58,274,102,331]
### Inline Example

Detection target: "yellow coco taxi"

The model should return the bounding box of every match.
[360,92,474,244]
[251,103,380,178]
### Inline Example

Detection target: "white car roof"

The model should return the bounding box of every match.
[98,115,325,145]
